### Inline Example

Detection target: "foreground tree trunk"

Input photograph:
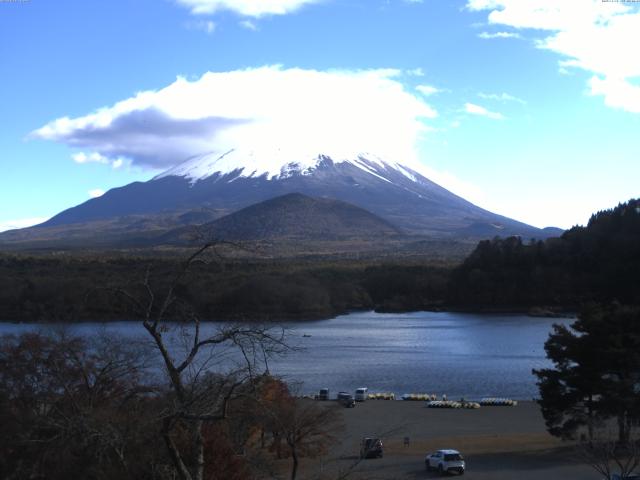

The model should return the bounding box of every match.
[162,417,194,480]
[618,412,631,444]
[194,420,205,480]
[587,395,595,441]
[111,243,289,480]
[290,445,299,480]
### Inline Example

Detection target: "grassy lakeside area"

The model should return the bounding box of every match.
[292,400,593,480]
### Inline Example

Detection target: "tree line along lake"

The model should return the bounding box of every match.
[0,311,573,400]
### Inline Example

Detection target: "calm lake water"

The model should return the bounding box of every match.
[0,311,573,400]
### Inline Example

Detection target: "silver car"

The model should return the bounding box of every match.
[425,449,465,475]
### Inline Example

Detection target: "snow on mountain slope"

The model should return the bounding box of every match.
[155,147,427,186]
[19,145,558,242]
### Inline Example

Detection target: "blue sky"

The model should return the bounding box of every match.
[1,0,639,231]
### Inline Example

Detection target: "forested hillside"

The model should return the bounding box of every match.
[0,256,450,322]
[448,199,640,309]
[2,199,638,322]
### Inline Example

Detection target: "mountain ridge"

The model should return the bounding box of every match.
[1,150,562,248]
[161,192,401,244]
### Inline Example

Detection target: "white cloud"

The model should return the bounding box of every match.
[467,0,628,30]
[88,189,106,198]
[176,0,323,17]
[406,68,425,77]
[239,20,258,30]
[33,66,438,170]
[464,102,505,120]
[477,31,520,39]
[0,217,48,233]
[184,20,216,34]
[589,76,640,113]
[467,0,640,114]
[72,151,125,169]
[204,20,216,33]
[72,152,109,164]
[416,84,441,96]
[478,91,526,104]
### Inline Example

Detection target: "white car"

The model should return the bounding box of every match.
[354,387,368,402]
[425,449,465,475]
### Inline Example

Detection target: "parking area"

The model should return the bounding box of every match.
[299,400,597,479]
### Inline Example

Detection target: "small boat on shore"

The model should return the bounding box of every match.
[480,397,518,406]
[401,393,435,401]
[367,392,395,400]
[427,400,481,409]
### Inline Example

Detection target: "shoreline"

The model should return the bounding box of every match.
[0,306,576,324]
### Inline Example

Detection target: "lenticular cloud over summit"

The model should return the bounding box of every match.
[32,67,437,170]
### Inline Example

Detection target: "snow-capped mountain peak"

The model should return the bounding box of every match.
[155,147,426,186]
[34,145,551,242]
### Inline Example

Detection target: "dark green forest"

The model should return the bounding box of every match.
[1,198,639,322]
[448,198,640,310]
[0,255,451,322]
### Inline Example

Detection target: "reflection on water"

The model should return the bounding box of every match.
[0,311,573,399]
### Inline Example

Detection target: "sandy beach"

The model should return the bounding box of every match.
[294,399,596,480]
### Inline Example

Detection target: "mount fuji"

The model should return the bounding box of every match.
[2,149,560,248]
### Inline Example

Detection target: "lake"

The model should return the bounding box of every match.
[0,311,573,400]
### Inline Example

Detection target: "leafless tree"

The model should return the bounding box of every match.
[578,427,640,480]
[269,398,342,480]
[111,242,292,480]
[0,330,160,480]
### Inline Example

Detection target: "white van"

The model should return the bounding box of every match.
[355,387,368,402]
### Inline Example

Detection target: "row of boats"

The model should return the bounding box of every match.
[364,393,518,407]
[427,400,481,409]
[425,398,518,408]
